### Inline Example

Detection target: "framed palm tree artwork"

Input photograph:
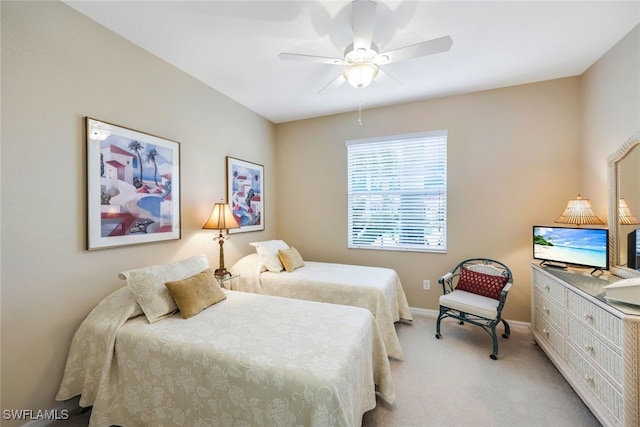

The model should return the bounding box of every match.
[86,117,181,250]
[226,156,264,233]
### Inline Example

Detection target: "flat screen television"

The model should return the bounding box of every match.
[532,226,609,271]
[628,229,640,270]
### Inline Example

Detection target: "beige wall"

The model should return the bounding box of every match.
[1,2,276,424]
[581,24,640,219]
[1,1,638,422]
[275,77,583,323]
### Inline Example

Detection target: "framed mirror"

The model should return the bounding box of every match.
[607,131,640,278]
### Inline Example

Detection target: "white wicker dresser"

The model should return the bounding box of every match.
[530,263,640,426]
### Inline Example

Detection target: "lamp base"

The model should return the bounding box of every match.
[214,268,230,280]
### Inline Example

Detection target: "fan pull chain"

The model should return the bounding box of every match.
[358,96,363,126]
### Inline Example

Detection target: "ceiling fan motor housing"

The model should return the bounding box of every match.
[279,0,452,91]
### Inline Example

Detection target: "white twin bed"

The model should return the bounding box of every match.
[230,241,413,360]
[56,254,396,427]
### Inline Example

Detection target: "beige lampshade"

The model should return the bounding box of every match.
[202,202,240,231]
[619,198,640,225]
[555,194,604,226]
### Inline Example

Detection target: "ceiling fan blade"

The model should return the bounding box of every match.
[279,52,344,65]
[377,35,453,64]
[352,0,377,51]
[318,73,346,94]
[377,68,404,86]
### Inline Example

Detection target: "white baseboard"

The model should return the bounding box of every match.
[409,306,531,330]
[409,306,438,317]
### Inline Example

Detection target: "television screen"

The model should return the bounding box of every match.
[628,229,640,270]
[533,226,609,270]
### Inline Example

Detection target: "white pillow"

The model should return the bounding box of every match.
[230,253,266,275]
[119,254,209,323]
[249,240,290,272]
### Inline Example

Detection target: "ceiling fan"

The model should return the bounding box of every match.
[279,0,453,92]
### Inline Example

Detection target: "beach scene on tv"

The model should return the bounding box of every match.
[533,227,608,268]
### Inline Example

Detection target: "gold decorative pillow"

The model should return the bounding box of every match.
[165,268,226,319]
[278,247,305,272]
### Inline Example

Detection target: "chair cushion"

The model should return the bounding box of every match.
[440,290,499,319]
[455,266,508,300]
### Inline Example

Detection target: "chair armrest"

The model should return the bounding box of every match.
[439,272,454,294]
[438,272,453,284]
[496,281,513,314]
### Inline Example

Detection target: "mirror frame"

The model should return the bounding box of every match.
[607,131,640,278]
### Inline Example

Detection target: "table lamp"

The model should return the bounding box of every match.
[202,201,240,278]
[555,194,604,226]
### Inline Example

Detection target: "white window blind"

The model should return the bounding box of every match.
[346,130,447,253]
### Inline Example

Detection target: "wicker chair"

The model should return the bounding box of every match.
[435,258,513,360]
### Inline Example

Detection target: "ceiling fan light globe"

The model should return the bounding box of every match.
[343,62,379,88]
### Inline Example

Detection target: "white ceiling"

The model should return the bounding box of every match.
[64,1,640,124]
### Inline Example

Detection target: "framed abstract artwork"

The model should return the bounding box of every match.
[226,156,264,233]
[86,117,181,250]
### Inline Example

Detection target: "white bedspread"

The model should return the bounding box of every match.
[56,287,394,427]
[231,257,412,360]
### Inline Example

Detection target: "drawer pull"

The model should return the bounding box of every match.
[542,306,550,315]
[544,284,551,291]
[584,375,594,386]
[584,344,594,353]
[583,313,593,321]
[542,328,549,338]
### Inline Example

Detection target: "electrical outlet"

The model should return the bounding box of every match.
[423,279,430,291]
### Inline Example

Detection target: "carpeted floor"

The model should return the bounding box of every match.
[54,312,601,426]
[362,312,601,426]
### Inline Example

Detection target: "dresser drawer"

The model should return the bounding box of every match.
[533,289,564,332]
[532,312,564,355]
[530,264,640,427]
[567,316,623,386]
[567,344,623,424]
[567,290,623,349]
[532,269,565,306]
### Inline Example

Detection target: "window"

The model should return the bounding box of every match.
[346,130,447,253]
